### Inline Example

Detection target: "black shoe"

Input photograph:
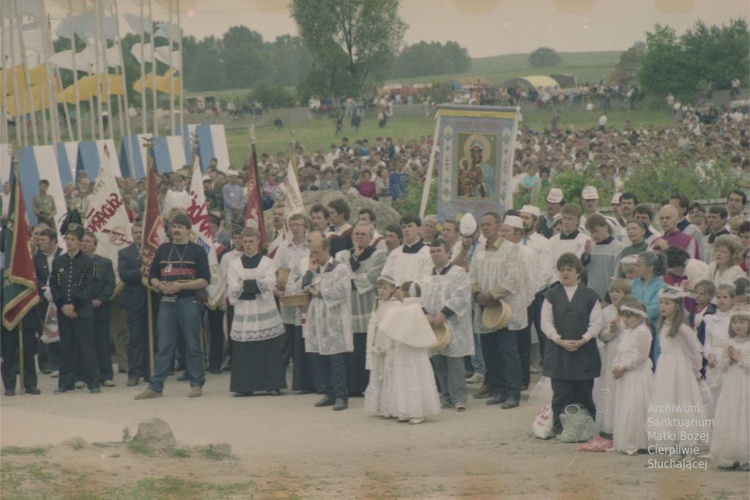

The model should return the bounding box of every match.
[473,385,493,399]
[54,388,74,394]
[332,398,348,411]
[90,387,101,394]
[127,377,139,387]
[486,395,507,405]
[501,397,519,409]
[209,368,222,375]
[177,373,189,382]
[233,392,253,397]
[25,387,41,395]
[314,396,335,407]
[298,389,314,395]
[4,389,15,396]
[40,368,52,375]
[267,389,281,396]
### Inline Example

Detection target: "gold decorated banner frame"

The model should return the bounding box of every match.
[439,109,517,120]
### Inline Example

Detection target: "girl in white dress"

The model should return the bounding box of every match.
[710,311,750,471]
[380,281,441,424]
[364,275,398,417]
[703,284,736,418]
[611,298,653,455]
[647,287,710,452]
[594,278,631,436]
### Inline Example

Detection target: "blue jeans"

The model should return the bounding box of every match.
[148,297,205,392]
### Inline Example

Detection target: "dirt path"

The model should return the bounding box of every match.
[1,371,748,498]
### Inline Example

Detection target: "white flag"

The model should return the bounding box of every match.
[84,145,133,291]
[279,160,305,224]
[187,154,225,309]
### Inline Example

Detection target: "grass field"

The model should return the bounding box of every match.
[224,106,674,167]
[393,51,622,86]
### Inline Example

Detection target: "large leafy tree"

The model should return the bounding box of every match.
[392,41,470,78]
[291,0,407,97]
[639,19,749,102]
[528,47,562,67]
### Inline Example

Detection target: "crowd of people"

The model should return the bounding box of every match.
[1,107,748,471]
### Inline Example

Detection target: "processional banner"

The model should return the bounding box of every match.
[435,105,520,223]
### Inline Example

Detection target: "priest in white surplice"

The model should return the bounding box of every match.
[303,231,353,411]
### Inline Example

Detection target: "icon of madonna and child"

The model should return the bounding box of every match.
[456,133,497,199]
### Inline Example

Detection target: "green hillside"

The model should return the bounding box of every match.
[387,50,622,85]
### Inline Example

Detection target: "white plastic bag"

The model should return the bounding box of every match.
[528,376,553,406]
[532,404,555,439]
[40,303,60,344]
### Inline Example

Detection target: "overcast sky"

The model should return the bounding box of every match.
[42,0,748,58]
[170,0,748,58]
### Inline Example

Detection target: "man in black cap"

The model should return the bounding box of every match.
[135,213,211,399]
[50,223,101,393]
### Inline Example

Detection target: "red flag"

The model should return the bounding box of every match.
[140,161,167,286]
[2,161,40,330]
[245,142,267,248]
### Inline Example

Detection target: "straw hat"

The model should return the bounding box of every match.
[430,322,452,352]
[482,299,512,330]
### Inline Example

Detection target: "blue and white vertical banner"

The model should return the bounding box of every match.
[152,135,188,174]
[196,124,230,172]
[57,142,79,183]
[77,139,121,181]
[119,134,149,179]
[434,105,519,223]
[176,124,199,165]
[18,145,67,233]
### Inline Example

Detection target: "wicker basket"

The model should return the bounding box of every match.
[280,293,311,308]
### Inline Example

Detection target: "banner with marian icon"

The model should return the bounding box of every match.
[434,105,520,223]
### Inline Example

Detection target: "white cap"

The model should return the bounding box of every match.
[521,205,541,218]
[202,175,211,182]
[582,185,599,200]
[459,213,477,237]
[547,188,563,204]
[611,192,621,205]
[227,169,239,177]
[503,215,524,230]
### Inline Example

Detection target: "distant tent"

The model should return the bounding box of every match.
[502,76,560,89]
[550,74,577,87]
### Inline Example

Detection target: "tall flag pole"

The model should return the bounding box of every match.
[139,138,165,376]
[187,134,225,310]
[245,125,267,248]
[2,146,40,331]
[140,138,167,285]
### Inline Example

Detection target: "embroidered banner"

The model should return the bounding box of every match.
[435,105,520,223]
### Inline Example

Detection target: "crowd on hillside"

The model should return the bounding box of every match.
[2,98,749,471]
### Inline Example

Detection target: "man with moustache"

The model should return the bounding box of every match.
[34,228,62,375]
[537,188,564,238]
[135,213,210,399]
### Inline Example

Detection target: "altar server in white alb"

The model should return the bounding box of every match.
[421,238,474,412]
[303,231,353,412]
[226,228,286,396]
[381,214,432,287]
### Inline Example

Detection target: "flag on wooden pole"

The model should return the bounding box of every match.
[187,151,225,309]
[2,155,40,330]
[140,147,167,285]
[244,138,266,248]
[84,145,133,291]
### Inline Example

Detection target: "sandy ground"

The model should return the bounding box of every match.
[1,369,749,499]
